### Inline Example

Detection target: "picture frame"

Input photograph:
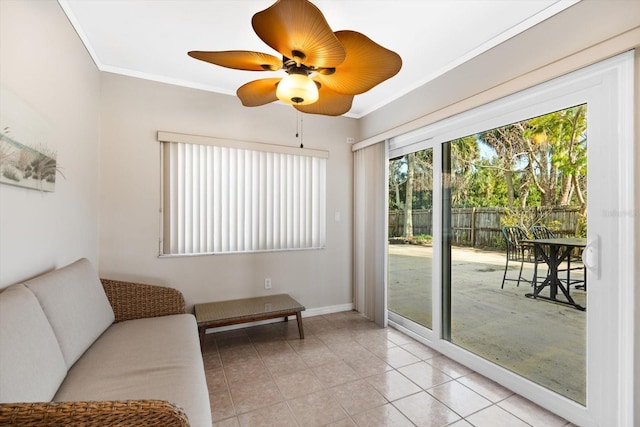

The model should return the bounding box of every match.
[0,85,58,192]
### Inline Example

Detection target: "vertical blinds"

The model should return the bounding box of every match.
[160,133,327,255]
[353,141,387,325]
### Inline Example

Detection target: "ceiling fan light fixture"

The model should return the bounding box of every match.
[276,73,319,105]
[188,0,402,115]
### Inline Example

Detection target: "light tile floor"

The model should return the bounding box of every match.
[204,310,574,427]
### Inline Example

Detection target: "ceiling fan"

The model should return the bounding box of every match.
[188,0,402,116]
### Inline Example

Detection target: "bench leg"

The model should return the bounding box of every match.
[296,311,304,339]
[198,325,206,351]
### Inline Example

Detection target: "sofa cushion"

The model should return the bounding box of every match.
[53,314,212,427]
[0,284,67,403]
[24,258,115,369]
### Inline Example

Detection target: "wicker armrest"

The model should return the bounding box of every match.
[100,279,186,322]
[0,400,189,426]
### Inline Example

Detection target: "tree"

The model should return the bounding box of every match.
[525,105,587,207]
[388,105,588,239]
[389,149,434,238]
[463,157,510,207]
[412,149,434,209]
[445,136,481,208]
[388,159,405,211]
[477,125,527,208]
[404,152,415,238]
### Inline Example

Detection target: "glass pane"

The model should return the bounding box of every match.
[442,105,587,404]
[388,149,433,329]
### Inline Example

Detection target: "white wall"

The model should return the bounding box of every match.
[0,0,101,288]
[99,73,357,311]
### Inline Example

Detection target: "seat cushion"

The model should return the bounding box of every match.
[54,314,212,427]
[24,258,115,369]
[0,284,67,403]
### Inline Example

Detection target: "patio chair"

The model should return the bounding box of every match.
[500,226,535,289]
[530,225,586,291]
[531,225,555,239]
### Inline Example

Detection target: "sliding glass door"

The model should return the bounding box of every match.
[442,106,587,404]
[388,150,433,330]
[386,53,634,425]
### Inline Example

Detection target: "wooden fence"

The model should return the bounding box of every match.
[389,206,584,250]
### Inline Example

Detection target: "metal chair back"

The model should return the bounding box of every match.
[501,226,532,262]
[500,226,534,288]
[531,225,555,239]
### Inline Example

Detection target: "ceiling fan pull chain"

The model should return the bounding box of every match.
[294,110,304,148]
[300,112,304,149]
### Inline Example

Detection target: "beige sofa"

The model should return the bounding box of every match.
[0,258,211,426]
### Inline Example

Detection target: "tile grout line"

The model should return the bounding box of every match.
[207,313,565,426]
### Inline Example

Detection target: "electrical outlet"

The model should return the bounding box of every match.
[264,278,272,289]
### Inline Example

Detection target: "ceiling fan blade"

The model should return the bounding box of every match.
[237,78,281,106]
[252,0,346,68]
[188,50,282,71]
[294,85,353,116]
[316,30,402,95]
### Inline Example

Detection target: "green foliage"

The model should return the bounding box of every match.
[546,220,562,233]
[449,105,586,210]
[499,207,556,232]
[389,149,434,211]
[575,214,587,238]
[499,208,530,230]
[389,105,588,240]
[452,157,509,208]
[493,235,507,250]
[527,106,587,176]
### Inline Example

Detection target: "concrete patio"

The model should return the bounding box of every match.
[388,243,586,404]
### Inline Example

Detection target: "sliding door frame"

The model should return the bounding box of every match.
[386,52,635,426]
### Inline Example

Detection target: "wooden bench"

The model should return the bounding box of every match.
[194,294,305,348]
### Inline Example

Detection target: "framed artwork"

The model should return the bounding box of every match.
[0,86,58,192]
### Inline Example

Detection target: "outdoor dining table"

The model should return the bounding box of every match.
[522,237,587,311]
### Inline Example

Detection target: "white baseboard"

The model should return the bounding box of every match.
[303,303,354,317]
[204,302,354,334]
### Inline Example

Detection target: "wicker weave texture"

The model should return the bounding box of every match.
[0,400,189,426]
[100,279,186,323]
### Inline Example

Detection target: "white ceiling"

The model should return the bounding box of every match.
[59,0,579,118]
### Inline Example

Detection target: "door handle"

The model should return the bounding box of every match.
[582,235,600,280]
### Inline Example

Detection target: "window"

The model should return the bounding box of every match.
[159,132,327,255]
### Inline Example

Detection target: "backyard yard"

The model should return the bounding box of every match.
[388,243,586,404]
